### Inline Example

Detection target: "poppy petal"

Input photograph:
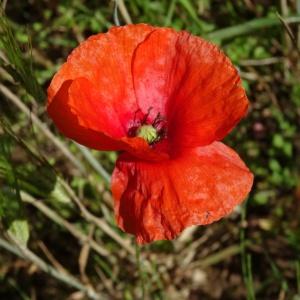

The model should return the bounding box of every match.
[47,80,124,150]
[112,142,253,244]
[68,77,126,137]
[132,28,179,119]
[131,28,248,151]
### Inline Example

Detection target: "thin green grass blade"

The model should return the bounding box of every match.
[296,260,300,295]
[206,15,300,41]
[246,254,256,300]
[265,252,289,292]
[164,0,176,26]
[0,118,57,198]
[0,10,45,101]
[178,0,200,25]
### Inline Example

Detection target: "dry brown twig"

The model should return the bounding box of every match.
[38,240,70,275]
[239,57,284,66]
[277,11,300,54]
[114,0,133,24]
[79,224,95,284]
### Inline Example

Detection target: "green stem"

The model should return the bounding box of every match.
[136,243,145,300]
[240,203,256,300]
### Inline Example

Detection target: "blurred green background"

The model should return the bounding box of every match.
[0,0,300,299]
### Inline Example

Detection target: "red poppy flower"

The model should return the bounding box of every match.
[47,24,253,244]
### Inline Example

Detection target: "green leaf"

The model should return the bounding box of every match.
[8,219,30,247]
[269,159,281,172]
[50,181,72,204]
[272,134,285,148]
[253,190,275,205]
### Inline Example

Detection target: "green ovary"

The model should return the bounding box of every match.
[136,125,158,144]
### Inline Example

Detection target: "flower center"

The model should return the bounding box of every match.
[136,124,158,144]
